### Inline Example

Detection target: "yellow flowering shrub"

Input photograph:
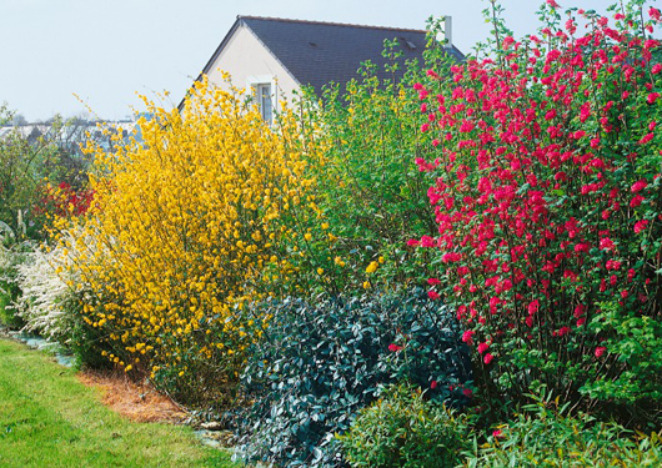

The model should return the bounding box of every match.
[56,77,319,406]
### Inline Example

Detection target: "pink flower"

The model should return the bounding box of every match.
[442,252,462,263]
[427,278,441,286]
[462,330,475,345]
[574,304,586,318]
[428,290,440,300]
[653,64,662,75]
[599,237,615,251]
[492,429,505,438]
[557,326,571,337]
[606,260,622,271]
[634,219,649,234]
[595,346,607,358]
[483,353,494,365]
[388,343,403,352]
[546,0,560,8]
[630,195,645,208]
[631,180,648,193]
[647,92,660,104]
[477,342,489,354]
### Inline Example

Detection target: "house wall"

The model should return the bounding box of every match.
[205,24,301,106]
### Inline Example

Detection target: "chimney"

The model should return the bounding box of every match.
[444,16,453,49]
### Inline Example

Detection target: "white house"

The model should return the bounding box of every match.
[184,16,464,122]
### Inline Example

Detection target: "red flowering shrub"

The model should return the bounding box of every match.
[39,182,94,218]
[413,2,662,417]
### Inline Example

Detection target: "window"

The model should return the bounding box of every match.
[256,83,273,123]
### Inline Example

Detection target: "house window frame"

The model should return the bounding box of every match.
[247,75,277,124]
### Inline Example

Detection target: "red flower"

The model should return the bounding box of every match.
[442,252,462,263]
[634,219,649,234]
[483,353,494,365]
[428,290,440,300]
[462,330,475,345]
[477,342,489,354]
[599,237,615,251]
[546,0,560,8]
[631,180,648,193]
[492,429,505,438]
[430,380,438,389]
[388,344,403,352]
[462,388,473,398]
[595,346,607,358]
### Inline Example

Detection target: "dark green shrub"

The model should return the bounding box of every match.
[0,242,29,329]
[339,382,469,468]
[236,289,472,467]
[463,389,662,467]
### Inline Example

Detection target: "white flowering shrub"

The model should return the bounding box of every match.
[14,245,71,340]
[14,229,92,343]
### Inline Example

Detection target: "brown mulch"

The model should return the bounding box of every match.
[77,370,188,423]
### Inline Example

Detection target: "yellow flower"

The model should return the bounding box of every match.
[366,261,379,274]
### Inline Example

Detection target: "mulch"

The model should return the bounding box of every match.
[77,370,188,423]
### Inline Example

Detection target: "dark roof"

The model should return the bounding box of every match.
[201,16,465,96]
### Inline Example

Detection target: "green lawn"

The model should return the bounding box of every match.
[0,338,237,467]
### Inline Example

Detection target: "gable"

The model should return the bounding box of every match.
[202,22,300,100]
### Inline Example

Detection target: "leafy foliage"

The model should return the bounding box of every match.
[464,389,662,467]
[0,110,92,243]
[339,382,469,468]
[236,289,471,467]
[298,39,457,291]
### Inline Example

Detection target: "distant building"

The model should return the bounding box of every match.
[182,16,464,122]
[0,120,139,153]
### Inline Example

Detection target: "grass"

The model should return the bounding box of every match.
[0,338,238,467]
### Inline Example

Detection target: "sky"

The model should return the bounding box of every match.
[0,0,655,121]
